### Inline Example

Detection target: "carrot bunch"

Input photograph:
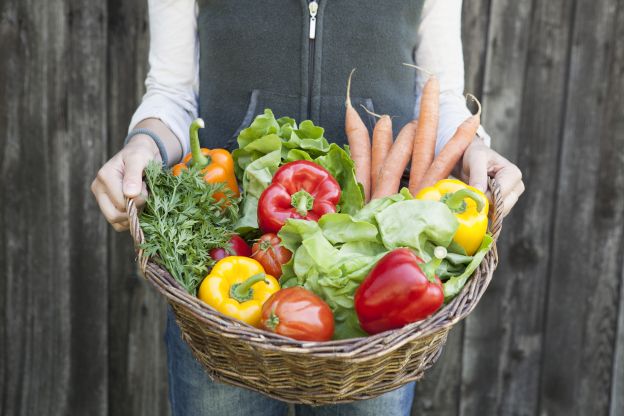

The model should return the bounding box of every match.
[344,67,481,201]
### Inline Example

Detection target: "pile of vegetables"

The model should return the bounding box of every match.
[139,68,493,342]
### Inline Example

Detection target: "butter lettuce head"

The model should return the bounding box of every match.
[233,109,364,233]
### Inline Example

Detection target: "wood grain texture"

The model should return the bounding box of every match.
[1,0,109,415]
[538,0,624,414]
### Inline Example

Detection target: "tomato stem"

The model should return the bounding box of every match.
[265,311,280,331]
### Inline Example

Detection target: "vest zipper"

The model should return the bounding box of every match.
[307,1,318,118]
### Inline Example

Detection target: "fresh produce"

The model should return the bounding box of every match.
[407,68,440,195]
[209,235,252,261]
[140,162,239,293]
[416,179,488,256]
[251,233,292,279]
[354,247,447,334]
[198,256,280,327]
[370,115,393,194]
[139,107,496,342]
[416,96,481,192]
[257,161,341,233]
[371,119,418,199]
[344,69,372,201]
[279,190,462,339]
[260,287,334,341]
[172,118,240,199]
[233,109,363,233]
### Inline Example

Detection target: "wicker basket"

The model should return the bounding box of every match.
[126,179,503,405]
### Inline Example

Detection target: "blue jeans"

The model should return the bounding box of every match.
[165,308,415,416]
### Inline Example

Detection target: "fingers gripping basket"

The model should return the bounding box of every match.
[126,179,503,405]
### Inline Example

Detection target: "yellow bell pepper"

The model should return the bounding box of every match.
[416,179,489,256]
[198,256,280,327]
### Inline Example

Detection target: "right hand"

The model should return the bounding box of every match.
[91,135,161,232]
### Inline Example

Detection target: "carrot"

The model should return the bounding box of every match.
[345,69,372,202]
[416,95,482,191]
[370,115,393,194]
[371,119,418,199]
[406,64,440,195]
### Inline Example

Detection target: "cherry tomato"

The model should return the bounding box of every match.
[251,233,292,279]
[209,235,252,261]
[260,287,334,341]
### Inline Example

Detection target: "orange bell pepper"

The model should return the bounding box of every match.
[172,119,240,199]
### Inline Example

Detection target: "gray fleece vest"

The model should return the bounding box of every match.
[196,0,424,149]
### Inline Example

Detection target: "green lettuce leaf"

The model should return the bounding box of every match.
[443,234,494,300]
[374,199,458,259]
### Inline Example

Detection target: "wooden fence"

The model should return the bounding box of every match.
[1,0,623,415]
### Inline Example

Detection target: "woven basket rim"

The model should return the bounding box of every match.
[127,178,503,358]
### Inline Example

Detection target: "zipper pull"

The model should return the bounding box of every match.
[309,1,318,39]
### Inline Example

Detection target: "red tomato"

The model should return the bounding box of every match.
[260,287,334,341]
[209,235,252,261]
[251,233,292,279]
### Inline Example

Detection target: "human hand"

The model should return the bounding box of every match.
[458,137,524,217]
[91,135,161,231]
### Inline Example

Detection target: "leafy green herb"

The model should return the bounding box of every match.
[139,162,240,294]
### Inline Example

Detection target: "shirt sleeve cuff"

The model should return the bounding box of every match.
[128,93,195,156]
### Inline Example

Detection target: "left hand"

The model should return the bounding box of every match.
[457,137,524,217]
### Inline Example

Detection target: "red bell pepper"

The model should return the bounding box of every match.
[354,247,447,335]
[257,161,341,233]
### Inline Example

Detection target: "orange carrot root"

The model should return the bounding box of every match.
[372,120,418,200]
[345,69,372,201]
[370,115,393,193]
[408,75,440,195]
[417,114,481,191]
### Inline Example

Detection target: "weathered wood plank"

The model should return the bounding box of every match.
[460,0,578,415]
[1,0,109,415]
[609,6,624,404]
[105,0,170,415]
[461,0,491,95]
[611,257,624,416]
[538,0,624,414]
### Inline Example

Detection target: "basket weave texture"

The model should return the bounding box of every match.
[127,179,503,405]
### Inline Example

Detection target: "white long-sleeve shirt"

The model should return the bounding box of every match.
[130,0,489,158]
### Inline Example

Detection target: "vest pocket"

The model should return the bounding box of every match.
[228,89,302,149]
[319,95,376,147]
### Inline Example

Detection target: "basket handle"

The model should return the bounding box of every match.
[126,197,149,275]
[487,177,504,242]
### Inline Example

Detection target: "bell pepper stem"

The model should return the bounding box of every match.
[265,311,280,331]
[291,190,315,216]
[420,246,447,283]
[230,273,267,303]
[189,118,210,168]
[443,188,485,213]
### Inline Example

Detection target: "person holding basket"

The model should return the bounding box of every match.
[91,0,524,415]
